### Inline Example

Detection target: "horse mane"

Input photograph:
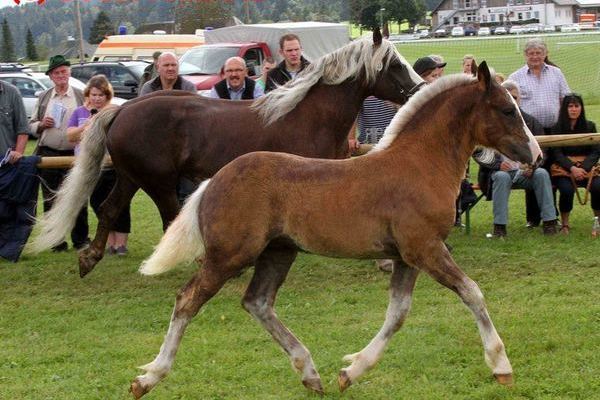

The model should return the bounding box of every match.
[372,74,477,152]
[252,38,401,126]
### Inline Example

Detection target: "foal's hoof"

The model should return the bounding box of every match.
[494,373,514,386]
[78,248,102,278]
[302,378,324,395]
[338,370,353,392]
[129,378,149,399]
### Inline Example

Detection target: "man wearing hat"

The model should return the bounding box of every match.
[29,55,88,252]
[139,51,161,87]
[412,56,446,83]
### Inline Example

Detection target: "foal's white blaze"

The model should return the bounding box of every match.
[509,94,542,163]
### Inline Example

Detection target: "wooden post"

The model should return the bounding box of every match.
[36,156,112,169]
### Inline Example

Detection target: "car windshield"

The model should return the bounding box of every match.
[38,76,53,88]
[179,47,240,75]
[124,63,147,79]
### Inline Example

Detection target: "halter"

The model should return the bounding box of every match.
[406,81,427,97]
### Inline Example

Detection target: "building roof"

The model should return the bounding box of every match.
[576,0,600,6]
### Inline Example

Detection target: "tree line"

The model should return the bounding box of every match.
[1,0,429,62]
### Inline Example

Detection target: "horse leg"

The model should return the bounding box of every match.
[130,262,235,399]
[339,259,419,391]
[241,246,324,394]
[406,240,513,385]
[143,186,183,232]
[79,176,138,278]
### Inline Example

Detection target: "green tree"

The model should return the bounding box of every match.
[26,28,39,61]
[176,0,234,33]
[1,19,16,62]
[89,11,114,45]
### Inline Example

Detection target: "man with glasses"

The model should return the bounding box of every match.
[209,57,264,100]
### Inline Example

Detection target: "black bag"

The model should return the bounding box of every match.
[459,179,478,211]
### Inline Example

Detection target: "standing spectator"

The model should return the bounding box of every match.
[66,75,131,255]
[255,57,276,92]
[0,80,38,262]
[462,54,476,74]
[550,94,600,234]
[0,80,28,164]
[356,97,398,145]
[139,52,196,96]
[209,57,264,100]
[428,54,446,77]
[508,38,570,132]
[138,52,196,203]
[265,34,310,92]
[29,55,88,252]
[139,51,161,87]
[413,57,445,83]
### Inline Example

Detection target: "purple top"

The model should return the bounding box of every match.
[67,106,91,155]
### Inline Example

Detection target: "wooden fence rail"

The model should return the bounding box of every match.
[35,133,599,169]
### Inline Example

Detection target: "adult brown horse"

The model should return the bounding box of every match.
[30,30,424,277]
[129,63,542,398]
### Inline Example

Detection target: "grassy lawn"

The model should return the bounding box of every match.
[392,33,600,103]
[1,142,599,399]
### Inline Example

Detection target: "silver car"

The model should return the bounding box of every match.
[0,72,126,119]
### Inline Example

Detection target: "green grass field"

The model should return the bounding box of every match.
[0,139,599,399]
[392,33,600,103]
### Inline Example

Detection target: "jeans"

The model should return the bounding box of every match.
[492,168,555,225]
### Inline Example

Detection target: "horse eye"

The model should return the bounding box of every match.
[502,108,516,117]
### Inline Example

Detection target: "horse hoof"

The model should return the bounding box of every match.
[494,373,514,386]
[129,379,149,399]
[78,249,101,278]
[338,370,353,392]
[302,378,324,395]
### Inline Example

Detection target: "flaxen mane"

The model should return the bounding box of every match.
[253,38,404,126]
[372,74,476,152]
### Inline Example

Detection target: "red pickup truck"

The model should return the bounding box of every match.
[179,42,272,94]
[178,22,350,95]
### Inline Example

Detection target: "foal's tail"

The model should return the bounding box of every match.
[28,107,121,253]
[139,181,209,276]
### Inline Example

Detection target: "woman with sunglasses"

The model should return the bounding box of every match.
[550,93,600,234]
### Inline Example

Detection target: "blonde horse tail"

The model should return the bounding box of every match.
[28,107,121,253]
[139,180,209,276]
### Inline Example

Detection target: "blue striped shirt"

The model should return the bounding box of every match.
[357,97,398,144]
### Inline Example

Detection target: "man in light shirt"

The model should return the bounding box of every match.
[29,54,88,251]
[508,38,570,132]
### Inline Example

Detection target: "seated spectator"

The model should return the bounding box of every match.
[209,56,264,100]
[549,93,600,234]
[474,81,557,237]
[67,75,131,255]
[413,56,445,83]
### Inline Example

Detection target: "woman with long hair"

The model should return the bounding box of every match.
[67,75,131,255]
[550,93,600,234]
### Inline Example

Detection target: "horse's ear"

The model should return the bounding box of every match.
[470,59,478,77]
[373,27,382,46]
[477,61,492,91]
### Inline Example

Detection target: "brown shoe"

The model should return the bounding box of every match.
[493,224,507,238]
[542,220,558,235]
